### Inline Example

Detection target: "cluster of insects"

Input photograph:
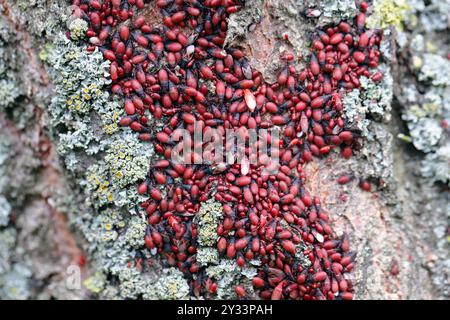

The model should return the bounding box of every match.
[72,0,381,299]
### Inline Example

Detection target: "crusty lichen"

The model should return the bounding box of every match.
[0,264,32,300]
[83,271,107,295]
[366,0,411,30]
[84,133,151,208]
[396,13,450,186]
[317,0,358,24]
[0,196,11,227]
[196,199,222,247]
[143,268,190,300]
[206,259,257,299]
[0,14,22,111]
[68,18,88,41]
[342,60,394,183]
[421,143,450,185]
[44,26,158,299]
[104,135,151,189]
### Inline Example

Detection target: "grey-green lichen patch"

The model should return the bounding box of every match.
[0,78,21,109]
[361,68,394,122]
[405,0,450,32]
[0,196,11,227]
[342,62,394,183]
[44,25,160,299]
[104,135,152,190]
[343,72,393,127]
[418,54,450,87]
[68,18,88,41]
[421,143,450,185]
[0,13,23,111]
[77,208,152,299]
[143,268,190,300]
[12,0,69,38]
[401,100,445,153]
[83,134,151,209]
[116,267,150,299]
[316,0,358,25]
[0,264,32,300]
[195,199,223,267]
[206,259,257,299]
[196,199,222,247]
[197,247,220,267]
[124,216,147,249]
[396,6,450,185]
[47,34,119,168]
[0,228,16,273]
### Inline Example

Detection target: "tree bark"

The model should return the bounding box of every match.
[0,0,448,300]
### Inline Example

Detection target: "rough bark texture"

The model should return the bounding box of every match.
[0,0,448,299]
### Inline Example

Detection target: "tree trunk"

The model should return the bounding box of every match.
[0,0,448,300]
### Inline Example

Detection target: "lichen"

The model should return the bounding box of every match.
[318,0,358,24]
[418,54,450,87]
[104,135,152,189]
[366,0,411,30]
[83,272,107,294]
[396,0,450,190]
[44,27,157,299]
[421,143,450,185]
[123,216,147,249]
[83,133,151,208]
[342,61,394,183]
[0,228,16,273]
[206,259,256,299]
[47,34,115,163]
[196,199,222,247]
[68,18,88,41]
[0,196,11,227]
[196,247,220,267]
[397,27,449,186]
[143,268,190,300]
[0,264,31,300]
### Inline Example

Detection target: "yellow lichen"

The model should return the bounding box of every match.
[366,0,411,30]
[411,56,423,70]
[83,272,106,294]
